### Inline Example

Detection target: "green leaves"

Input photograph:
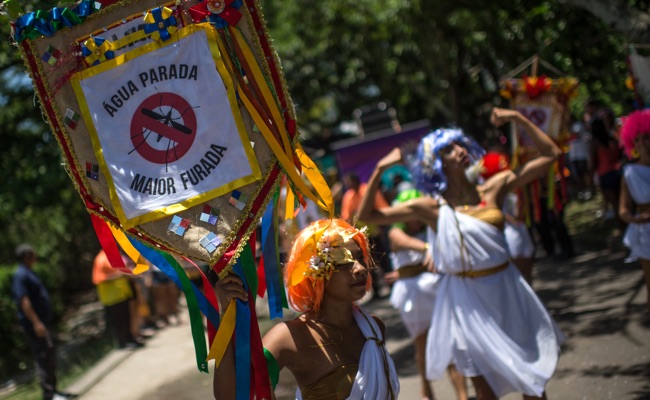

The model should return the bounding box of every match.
[264,0,636,136]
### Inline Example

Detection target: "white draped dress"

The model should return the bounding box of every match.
[622,164,650,261]
[388,230,440,338]
[426,204,564,397]
[503,193,536,259]
[295,305,400,400]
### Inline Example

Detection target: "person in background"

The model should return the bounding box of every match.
[11,244,77,400]
[150,265,181,327]
[92,249,143,349]
[590,116,624,223]
[568,115,592,200]
[618,109,650,311]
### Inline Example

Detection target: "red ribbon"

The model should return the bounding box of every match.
[89,213,131,274]
[188,0,242,26]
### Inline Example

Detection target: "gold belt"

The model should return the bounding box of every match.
[397,264,427,279]
[455,262,508,278]
[638,203,650,213]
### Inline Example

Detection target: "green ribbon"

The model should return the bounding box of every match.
[160,252,209,373]
[240,243,258,300]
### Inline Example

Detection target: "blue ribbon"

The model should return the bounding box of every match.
[128,238,221,329]
[13,0,94,42]
[261,196,284,319]
[143,7,177,42]
[233,260,251,400]
[81,37,115,66]
[75,0,91,18]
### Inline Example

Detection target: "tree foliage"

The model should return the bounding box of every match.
[262,0,639,138]
[0,1,98,290]
[0,0,645,377]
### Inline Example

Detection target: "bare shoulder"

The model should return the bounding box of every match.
[262,320,298,365]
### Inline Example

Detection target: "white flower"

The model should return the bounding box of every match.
[309,255,321,268]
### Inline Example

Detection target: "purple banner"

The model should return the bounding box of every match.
[332,120,430,182]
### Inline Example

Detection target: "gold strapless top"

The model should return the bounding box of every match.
[300,364,358,399]
[464,207,505,231]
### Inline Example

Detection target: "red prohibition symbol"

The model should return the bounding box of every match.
[130,92,197,165]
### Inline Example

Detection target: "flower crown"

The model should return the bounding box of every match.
[289,225,369,286]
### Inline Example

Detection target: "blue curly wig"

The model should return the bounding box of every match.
[409,128,485,195]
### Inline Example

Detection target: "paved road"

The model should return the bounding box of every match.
[69,247,650,399]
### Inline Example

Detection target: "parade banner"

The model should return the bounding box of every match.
[500,75,578,166]
[499,72,578,224]
[10,0,333,269]
[72,26,260,226]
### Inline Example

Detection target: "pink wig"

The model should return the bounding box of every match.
[620,109,650,158]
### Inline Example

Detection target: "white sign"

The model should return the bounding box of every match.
[74,28,259,227]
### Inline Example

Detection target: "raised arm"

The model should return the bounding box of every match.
[357,148,438,226]
[491,108,562,194]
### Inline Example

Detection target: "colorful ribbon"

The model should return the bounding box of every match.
[207,298,236,365]
[106,225,149,274]
[13,0,95,42]
[89,214,131,275]
[232,261,251,400]
[261,191,285,319]
[82,37,115,66]
[128,238,220,373]
[144,7,178,42]
[188,0,243,28]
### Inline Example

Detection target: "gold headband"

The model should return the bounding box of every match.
[288,225,368,287]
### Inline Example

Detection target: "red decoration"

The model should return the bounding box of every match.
[523,75,551,99]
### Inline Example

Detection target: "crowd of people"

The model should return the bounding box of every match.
[12,102,649,400]
[214,103,649,399]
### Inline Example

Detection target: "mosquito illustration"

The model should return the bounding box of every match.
[129,89,200,171]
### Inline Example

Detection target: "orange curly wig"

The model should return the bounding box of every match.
[283,218,373,313]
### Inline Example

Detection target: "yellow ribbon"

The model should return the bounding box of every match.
[83,37,113,65]
[217,29,334,218]
[285,180,296,220]
[229,27,293,159]
[295,142,334,218]
[110,30,149,52]
[107,224,150,274]
[144,7,178,42]
[207,299,237,366]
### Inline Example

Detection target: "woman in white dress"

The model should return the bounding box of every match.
[618,109,650,312]
[386,186,468,400]
[358,108,564,400]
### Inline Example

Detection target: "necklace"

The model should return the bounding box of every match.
[308,321,344,348]
[306,316,348,348]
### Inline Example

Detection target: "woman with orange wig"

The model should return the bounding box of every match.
[213,218,400,399]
